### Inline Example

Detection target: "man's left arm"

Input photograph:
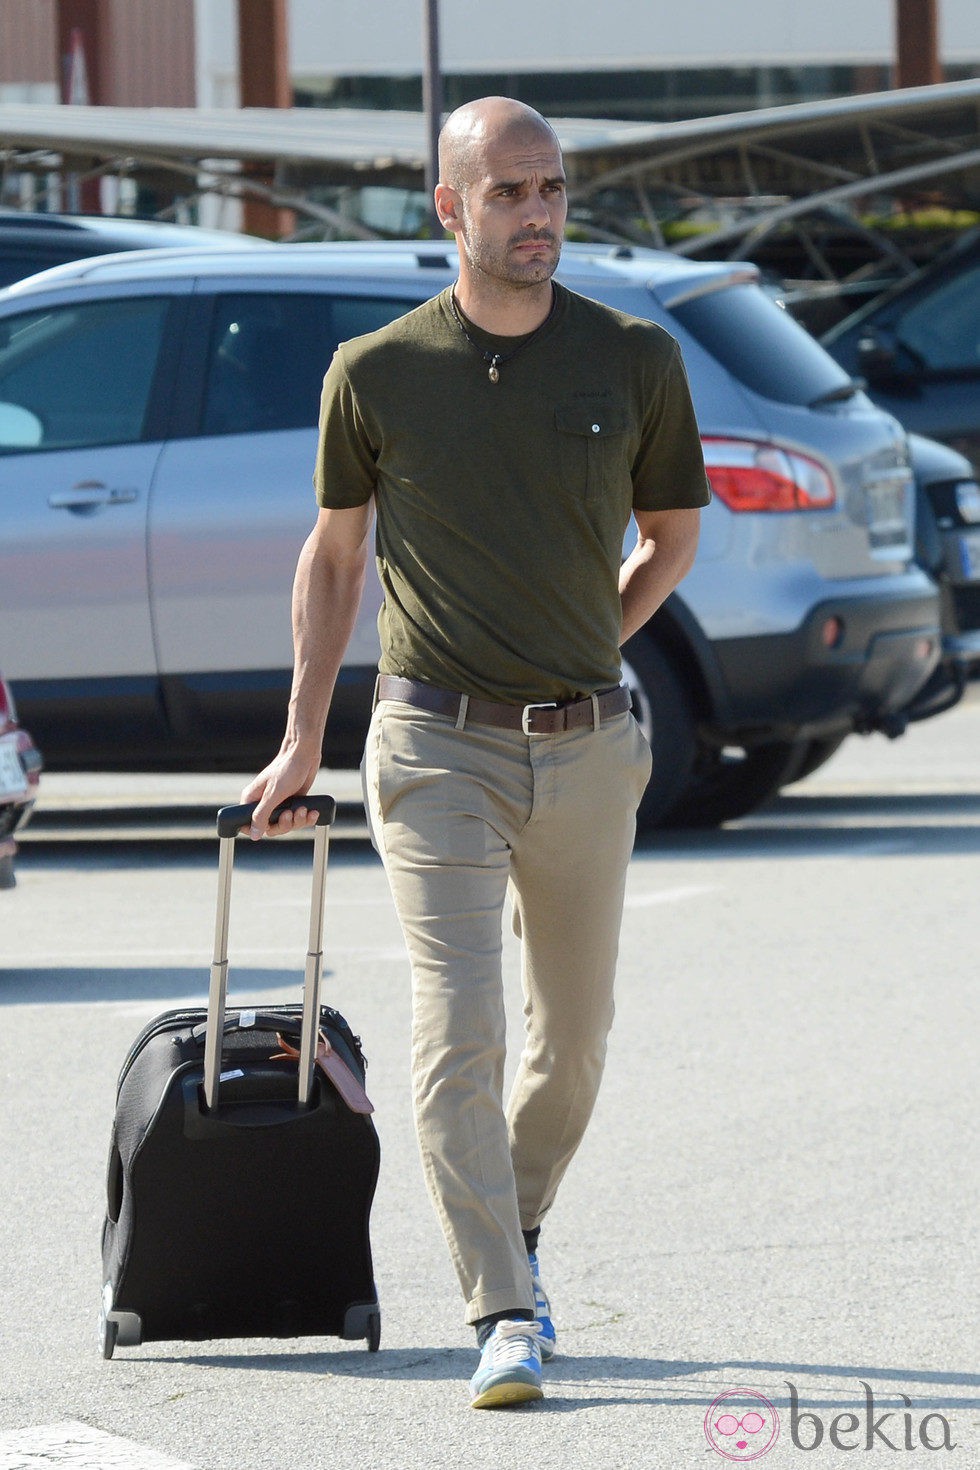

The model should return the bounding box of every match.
[619,506,701,644]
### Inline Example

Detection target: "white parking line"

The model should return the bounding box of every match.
[0,1422,195,1469]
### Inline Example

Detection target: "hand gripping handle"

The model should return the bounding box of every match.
[215,795,336,838]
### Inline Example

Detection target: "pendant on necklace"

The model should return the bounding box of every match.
[488,357,500,384]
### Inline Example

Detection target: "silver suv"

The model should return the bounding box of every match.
[0,241,942,828]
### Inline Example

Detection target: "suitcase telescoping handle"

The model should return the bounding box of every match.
[205,797,337,1112]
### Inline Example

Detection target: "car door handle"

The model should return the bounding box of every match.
[48,483,139,510]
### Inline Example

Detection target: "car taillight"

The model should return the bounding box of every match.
[703,437,836,512]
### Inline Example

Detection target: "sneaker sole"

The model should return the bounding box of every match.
[539,1339,557,1364]
[471,1380,544,1410]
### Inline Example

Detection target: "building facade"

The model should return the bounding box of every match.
[2,0,979,120]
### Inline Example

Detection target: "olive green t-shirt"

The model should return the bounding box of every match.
[313,282,710,703]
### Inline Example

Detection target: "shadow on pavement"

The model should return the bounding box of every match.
[636,789,980,859]
[15,790,980,865]
[636,823,980,859]
[133,1348,980,1411]
[25,800,368,831]
[774,792,980,819]
[13,835,382,869]
[0,966,319,1005]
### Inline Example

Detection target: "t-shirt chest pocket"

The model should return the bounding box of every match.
[554,405,629,501]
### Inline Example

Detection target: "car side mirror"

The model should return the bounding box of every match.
[856,328,920,393]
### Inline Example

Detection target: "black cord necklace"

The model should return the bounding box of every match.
[448,286,557,384]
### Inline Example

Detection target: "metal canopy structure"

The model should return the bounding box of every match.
[565,77,980,281]
[2,77,979,278]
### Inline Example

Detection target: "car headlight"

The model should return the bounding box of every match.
[955,481,980,524]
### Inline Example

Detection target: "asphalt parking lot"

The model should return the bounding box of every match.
[1,701,978,1470]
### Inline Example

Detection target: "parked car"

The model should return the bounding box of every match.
[770,277,980,705]
[907,433,980,680]
[821,229,980,479]
[0,669,42,888]
[0,211,259,292]
[0,241,944,829]
[777,430,980,794]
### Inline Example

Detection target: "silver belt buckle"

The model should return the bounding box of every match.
[521,701,558,735]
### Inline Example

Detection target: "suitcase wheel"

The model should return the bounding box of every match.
[99,1311,118,1360]
[366,1309,381,1353]
[99,1284,141,1359]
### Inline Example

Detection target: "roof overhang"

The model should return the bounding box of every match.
[2,80,979,271]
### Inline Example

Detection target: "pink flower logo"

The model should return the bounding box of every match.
[705,1388,781,1461]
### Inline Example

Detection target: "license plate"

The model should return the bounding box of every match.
[0,734,27,799]
[958,529,980,581]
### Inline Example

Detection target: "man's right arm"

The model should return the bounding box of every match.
[241,500,375,838]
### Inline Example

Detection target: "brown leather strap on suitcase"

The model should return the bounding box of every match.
[273,1032,375,1115]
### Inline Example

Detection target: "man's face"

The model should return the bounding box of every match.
[454,126,567,292]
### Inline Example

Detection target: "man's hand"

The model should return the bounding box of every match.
[239,743,322,839]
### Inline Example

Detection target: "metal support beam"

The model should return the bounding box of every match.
[237,0,293,237]
[673,143,980,260]
[422,0,444,238]
[896,0,942,90]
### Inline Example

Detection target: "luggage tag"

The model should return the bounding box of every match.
[273,1031,375,1115]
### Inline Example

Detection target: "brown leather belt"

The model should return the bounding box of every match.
[376,675,632,735]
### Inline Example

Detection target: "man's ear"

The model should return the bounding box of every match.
[434,183,462,234]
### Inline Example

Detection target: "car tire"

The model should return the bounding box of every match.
[621,635,697,832]
[664,739,810,828]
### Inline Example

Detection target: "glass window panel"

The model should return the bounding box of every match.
[0,296,169,450]
[200,293,421,436]
[898,264,980,372]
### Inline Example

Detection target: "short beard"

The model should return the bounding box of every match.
[459,219,561,291]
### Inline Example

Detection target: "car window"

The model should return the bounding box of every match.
[896,262,980,372]
[332,296,420,341]
[0,296,169,451]
[668,282,853,407]
[200,293,419,436]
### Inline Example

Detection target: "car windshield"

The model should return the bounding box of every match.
[669,281,855,407]
[0,253,76,289]
[889,259,980,372]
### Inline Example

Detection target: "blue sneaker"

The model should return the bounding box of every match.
[469,1320,544,1409]
[528,1251,557,1362]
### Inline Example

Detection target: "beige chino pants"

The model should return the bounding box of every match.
[362,697,652,1325]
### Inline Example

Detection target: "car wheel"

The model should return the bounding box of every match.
[621,635,696,832]
[0,852,15,889]
[664,739,810,828]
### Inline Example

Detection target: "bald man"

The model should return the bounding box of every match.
[243,97,709,1409]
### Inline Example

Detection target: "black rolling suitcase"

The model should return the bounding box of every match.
[99,797,381,1359]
